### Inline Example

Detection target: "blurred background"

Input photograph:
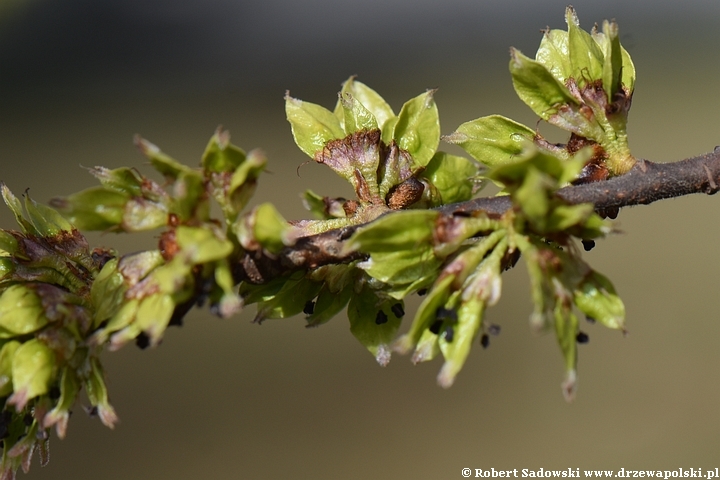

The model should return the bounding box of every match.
[2,0,720,478]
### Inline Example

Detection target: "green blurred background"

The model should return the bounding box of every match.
[2,0,720,478]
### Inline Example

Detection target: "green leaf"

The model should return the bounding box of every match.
[24,193,73,236]
[566,6,604,85]
[595,20,622,100]
[347,285,403,366]
[306,284,353,327]
[227,149,266,215]
[619,43,635,95]
[509,47,577,120]
[516,235,554,332]
[251,203,292,254]
[334,77,395,134]
[515,167,552,227]
[174,170,208,223]
[90,258,127,328]
[239,274,288,306]
[254,272,323,322]
[0,231,19,257]
[175,225,233,263]
[360,248,442,286]
[122,197,168,231]
[0,341,20,397]
[422,150,482,205]
[202,128,247,173]
[394,275,454,354]
[135,136,195,180]
[8,339,56,410]
[536,28,572,83]
[134,293,175,346]
[547,204,595,232]
[338,92,378,134]
[437,293,484,388]
[574,270,625,330]
[50,187,128,231]
[87,166,144,197]
[285,93,345,158]
[99,298,140,346]
[302,190,340,220]
[443,115,535,167]
[346,209,438,253]
[411,328,440,364]
[393,90,440,166]
[1,184,34,234]
[436,237,506,387]
[0,285,48,338]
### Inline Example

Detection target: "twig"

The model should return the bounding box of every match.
[238,150,720,283]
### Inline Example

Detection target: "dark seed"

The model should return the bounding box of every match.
[576,331,590,344]
[391,303,405,318]
[303,300,315,315]
[585,316,596,324]
[429,320,443,335]
[480,334,490,349]
[23,414,33,426]
[375,310,388,325]
[487,324,501,336]
[581,239,596,251]
[135,333,150,350]
[417,288,428,296]
[444,325,455,342]
[84,406,99,417]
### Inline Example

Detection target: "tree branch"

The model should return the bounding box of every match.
[239,150,720,283]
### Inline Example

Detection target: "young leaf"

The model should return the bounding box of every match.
[573,270,625,330]
[393,90,440,167]
[566,6,604,86]
[509,48,577,120]
[421,152,481,204]
[443,115,535,167]
[536,28,572,83]
[285,93,345,158]
[394,275,455,354]
[0,285,48,338]
[305,284,353,327]
[334,77,395,134]
[50,187,128,231]
[202,128,247,173]
[346,209,438,253]
[338,92,378,134]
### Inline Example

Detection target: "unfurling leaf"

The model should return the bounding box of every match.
[334,77,395,141]
[421,152,482,205]
[285,94,345,158]
[509,47,577,120]
[393,90,440,167]
[443,115,535,167]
